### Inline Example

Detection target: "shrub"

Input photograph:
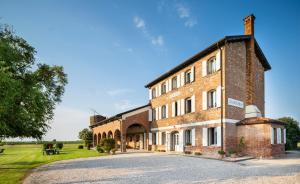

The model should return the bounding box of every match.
[96,145,104,153]
[111,148,117,155]
[228,149,236,155]
[100,138,116,153]
[78,145,84,149]
[185,143,192,146]
[87,144,92,150]
[184,151,192,154]
[194,152,202,155]
[218,150,226,155]
[55,142,63,150]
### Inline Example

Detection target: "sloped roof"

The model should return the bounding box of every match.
[145,35,271,88]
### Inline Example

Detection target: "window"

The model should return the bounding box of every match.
[207,57,217,74]
[185,130,191,145]
[185,98,192,114]
[152,88,156,98]
[207,90,217,108]
[161,82,166,95]
[172,76,177,90]
[185,70,191,84]
[152,108,156,121]
[152,133,157,145]
[208,128,217,146]
[162,132,166,145]
[174,101,178,116]
[161,105,167,119]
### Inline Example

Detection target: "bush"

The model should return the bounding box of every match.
[228,149,236,155]
[78,145,84,149]
[96,145,104,153]
[87,144,92,150]
[111,148,117,155]
[55,142,63,150]
[185,143,192,146]
[184,151,192,154]
[218,150,226,155]
[100,138,116,153]
[194,152,202,155]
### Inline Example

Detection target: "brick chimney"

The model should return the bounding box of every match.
[244,14,255,36]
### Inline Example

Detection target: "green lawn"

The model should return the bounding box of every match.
[0,144,105,184]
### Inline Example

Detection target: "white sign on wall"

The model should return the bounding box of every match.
[169,91,181,99]
[228,98,244,109]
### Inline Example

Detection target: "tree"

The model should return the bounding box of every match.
[78,128,93,146]
[278,117,300,150]
[0,25,68,139]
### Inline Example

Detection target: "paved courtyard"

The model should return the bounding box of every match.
[24,152,300,184]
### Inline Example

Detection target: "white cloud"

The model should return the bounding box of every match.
[134,16,146,29]
[107,88,134,96]
[175,3,197,28]
[133,16,164,46]
[151,35,164,46]
[114,100,138,111]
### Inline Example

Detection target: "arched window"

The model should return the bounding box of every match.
[207,57,217,74]
[185,69,191,84]
[208,89,217,108]
[171,76,177,90]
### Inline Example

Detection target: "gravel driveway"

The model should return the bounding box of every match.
[23,152,300,184]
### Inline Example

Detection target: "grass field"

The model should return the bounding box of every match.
[0,144,105,184]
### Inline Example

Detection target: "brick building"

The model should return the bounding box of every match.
[90,15,286,157]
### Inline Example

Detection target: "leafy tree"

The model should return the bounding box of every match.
[0,25,67,139]
[78,128,93,146]
[278,117,300,150]
[100,138,115,153]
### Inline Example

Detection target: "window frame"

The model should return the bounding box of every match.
[162,132,166,145]
[152,133,157,145]
[207,57,217,75]
[184,69,191,84]
[152,108,156,121]
[208,127,217,146]
[161,105,167,119]
[174,101,178,117]
[152,88,156,98]
[185,129,192,145]
[185,97,192,114]
[207,89,217,109]
[171,76,177,90]
[161,82,166,95]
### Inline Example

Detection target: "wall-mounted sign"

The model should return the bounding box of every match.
[169,91,181,99]
[228,98,244,109]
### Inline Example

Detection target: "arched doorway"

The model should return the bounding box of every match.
[170,131,179,151]
[108,131,113,138]
[126,124,146,150]
[102,132,107,139]
[97,133,101,145]
[93,134,97,146]
[114,129,121,148]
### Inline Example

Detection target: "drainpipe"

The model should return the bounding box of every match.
[218,42,224,151]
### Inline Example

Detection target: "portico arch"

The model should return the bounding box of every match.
[97,133,101,145]
[93,134,97,146]
[108,131,113,138]
[114,129,121,148]
[102,132,107,139]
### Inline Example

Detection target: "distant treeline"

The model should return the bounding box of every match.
[2,140,84,145]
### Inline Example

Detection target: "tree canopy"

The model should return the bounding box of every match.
[78,128,93,146]
[0,25,67,139]
[278,117,300,150]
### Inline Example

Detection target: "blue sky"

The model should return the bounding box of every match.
[1,0,299,141]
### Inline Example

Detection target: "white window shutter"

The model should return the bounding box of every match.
[166,132,170,151]
[181,99,185,115]
[156,86,159,97]
[179,130,184,152]
[216,86,222,107]
[191,66,195,82]
[217,126,221,146]
[181,72,185,86]
[177,75,181,87]
[166,104,169,118]
[270,127,274,144]
[277,128,281,144]
[166,80,169,92]
[158,85,161,96]
[158,132,162,145]
[168,79,172,90]
[216,50,221,71]
[202,60,207,77]
[284,129,286,144]
[148,109,152,121]
[202,91,207,110]
[149,133,152,145]
[191,95,195,112]
[171,102,175,117]
[149,89,152,100]
[156,132,159,145]
[155,107,159,120]
[202,128,208,146]
[177,100,181,115]
[158,106,161,120]
[192,128,196,146]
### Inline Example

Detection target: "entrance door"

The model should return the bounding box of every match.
[174,133,180,152]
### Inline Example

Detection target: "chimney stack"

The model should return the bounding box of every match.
[244,14,255,36]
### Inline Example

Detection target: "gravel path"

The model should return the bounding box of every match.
[23,152,300,184]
